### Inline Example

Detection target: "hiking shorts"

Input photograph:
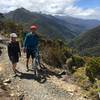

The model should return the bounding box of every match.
[26,49,35,59]
[9,55,19,64]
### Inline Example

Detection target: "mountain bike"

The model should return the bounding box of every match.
[32,48,45,78]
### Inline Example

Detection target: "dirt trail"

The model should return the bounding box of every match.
[0,46,89,100]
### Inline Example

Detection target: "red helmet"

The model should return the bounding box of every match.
[30,25,37,30]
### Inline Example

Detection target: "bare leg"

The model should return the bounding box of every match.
[12,63,17,74]
[26,58,29,72]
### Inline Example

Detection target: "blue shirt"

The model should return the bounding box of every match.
[23,32,39,50]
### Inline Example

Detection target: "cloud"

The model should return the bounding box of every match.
[0,0,100,20]
[64,6,100,20]
[0,0,75,13]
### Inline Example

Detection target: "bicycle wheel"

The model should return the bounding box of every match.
[33,57,40,77]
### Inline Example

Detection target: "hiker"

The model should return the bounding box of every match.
[7,33,21,76]
[23,25,39,72]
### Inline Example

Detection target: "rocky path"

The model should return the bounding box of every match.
[0,45,90,100]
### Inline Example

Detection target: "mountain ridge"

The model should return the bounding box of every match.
[4,8,76,41]
[69,26,100,56]
[1,7,100,42]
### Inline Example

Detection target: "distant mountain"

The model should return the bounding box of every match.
[69,26,100,56]
[3,8,100,42]
[56,15,100,35]
[4,8,77,41]
[0,13,4,19]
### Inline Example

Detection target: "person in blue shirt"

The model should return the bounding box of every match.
[23,25,39,72]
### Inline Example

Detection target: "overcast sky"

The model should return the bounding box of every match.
[0,0,100,20]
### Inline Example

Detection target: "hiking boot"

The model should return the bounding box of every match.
[15,70,21,76]
[26,69,29,72]
[13,72,17,77]
[15,69,21,73]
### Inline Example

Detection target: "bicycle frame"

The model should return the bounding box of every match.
[32,49,41,76]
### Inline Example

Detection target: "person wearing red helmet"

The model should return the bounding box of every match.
[23,25,39,72]
[30,25,37,30]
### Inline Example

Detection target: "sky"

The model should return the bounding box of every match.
[0,0,100,20]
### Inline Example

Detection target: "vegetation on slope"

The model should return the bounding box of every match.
[69,26,100,56]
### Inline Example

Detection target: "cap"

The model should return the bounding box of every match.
[10,33,17,38]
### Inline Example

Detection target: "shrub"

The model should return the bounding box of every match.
[73,55,85,67]
[40,39,72,68]
[86,57,100,82]
[65,55,85,73]
[73,67,92,89]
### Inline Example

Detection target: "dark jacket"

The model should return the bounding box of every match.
[8,41,21,57]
